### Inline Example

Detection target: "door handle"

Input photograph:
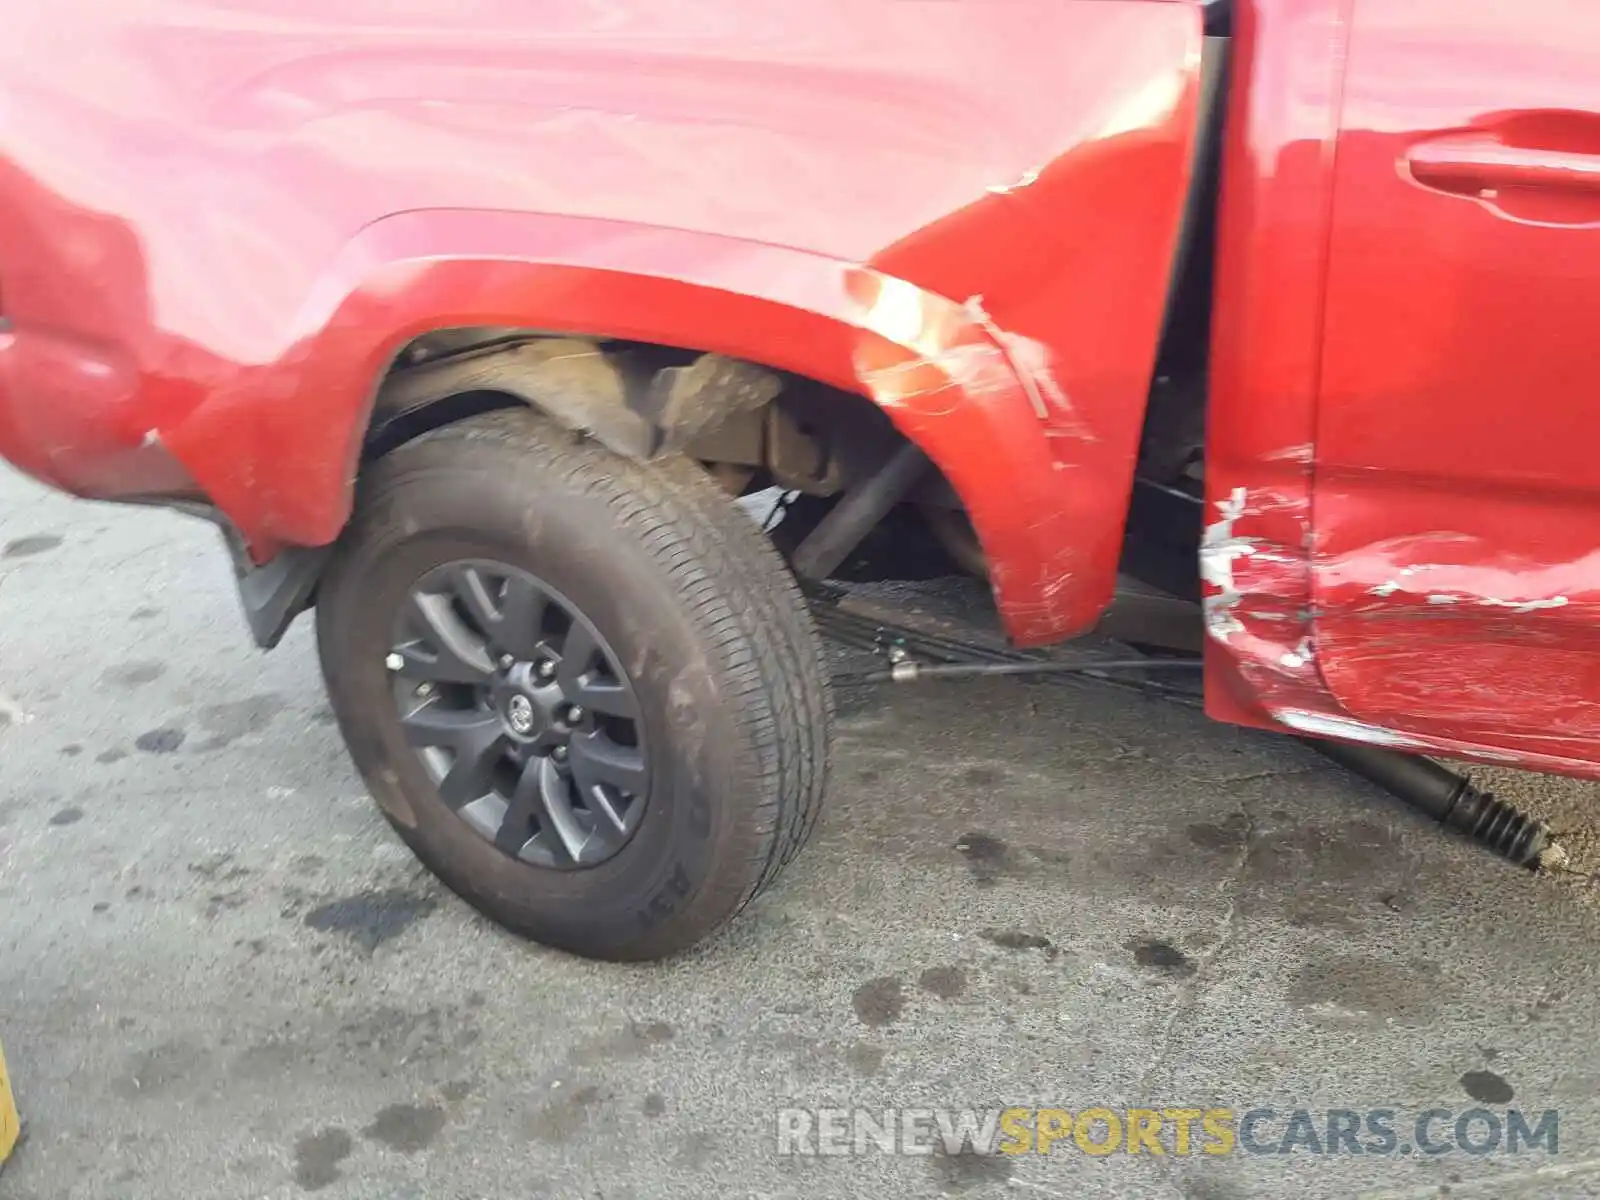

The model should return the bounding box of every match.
[1405,133,1600,198]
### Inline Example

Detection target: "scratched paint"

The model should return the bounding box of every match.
[1279,636,1314,670]
[1269,708,1426,749]
[1194,453,1597,772]
[960,295,1095,445]
[841,264,1093,643]
[1261,443,1313,464]
[985,165,1044,195]
[1321,534,1589,614]
[1477,596,1570,613]
[1204,498,1600,778]
[1199,486,1252,642]
[850,274,1013,417]
[1416,593,1570,611]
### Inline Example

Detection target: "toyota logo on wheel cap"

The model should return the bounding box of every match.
[506,693,537,736]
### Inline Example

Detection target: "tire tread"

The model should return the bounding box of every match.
[319,409,831,955]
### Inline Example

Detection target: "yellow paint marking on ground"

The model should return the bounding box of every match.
[0,1038,19,1167]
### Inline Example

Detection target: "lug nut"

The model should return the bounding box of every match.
[536,659,556,681]
[552,745,569,763]
[385,653,404,671]
[500,654,515,669]
[565,706,585,725]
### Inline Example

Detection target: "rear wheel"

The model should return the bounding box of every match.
[316,410,832,961]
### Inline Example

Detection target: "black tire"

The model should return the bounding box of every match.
[316,409,833,961]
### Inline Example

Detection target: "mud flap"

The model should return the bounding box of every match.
[219,525,331,650]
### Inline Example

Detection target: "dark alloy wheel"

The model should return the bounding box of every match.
[390,561,647,870]
[317,409,833,961]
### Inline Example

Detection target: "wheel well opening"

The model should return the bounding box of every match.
[363,387,527,461]
[364,327,982,585]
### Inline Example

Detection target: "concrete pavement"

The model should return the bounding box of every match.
[4,464,1600,1199]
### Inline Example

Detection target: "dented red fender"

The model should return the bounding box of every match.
[0,0,1203,648]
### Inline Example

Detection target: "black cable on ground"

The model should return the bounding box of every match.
[833,657,1202,686]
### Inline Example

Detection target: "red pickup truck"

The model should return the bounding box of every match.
[2,0,1595,960]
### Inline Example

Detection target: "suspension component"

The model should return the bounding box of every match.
[791,443,931,581]
[1306,740,1551,868]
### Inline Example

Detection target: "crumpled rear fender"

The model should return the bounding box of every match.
[172,208,1140,646]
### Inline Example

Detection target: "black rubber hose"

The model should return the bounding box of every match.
[1307,739,1549,868]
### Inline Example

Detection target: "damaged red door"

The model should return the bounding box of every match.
[1309,0,1600,762]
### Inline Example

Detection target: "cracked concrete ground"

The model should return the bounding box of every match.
[5,464,1600,1199]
